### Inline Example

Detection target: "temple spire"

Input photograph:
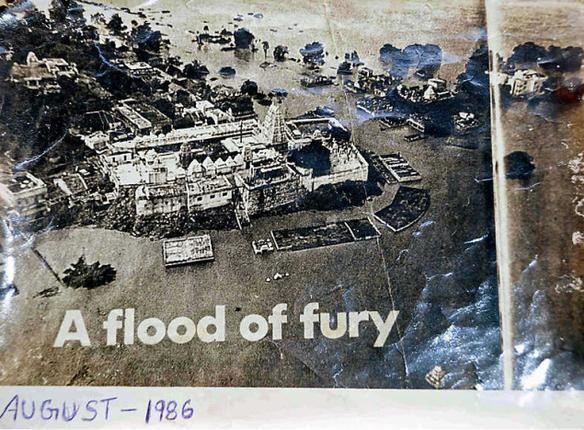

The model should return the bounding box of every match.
[260,102,289,151]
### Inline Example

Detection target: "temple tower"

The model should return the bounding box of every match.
[260,103,289,152]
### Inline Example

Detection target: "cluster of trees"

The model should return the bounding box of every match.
[300,41,325,66]
[380,43,443,79]
[503,42,583,74]
[457,43,490,105]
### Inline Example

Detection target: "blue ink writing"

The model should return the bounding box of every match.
[0,395,195,425]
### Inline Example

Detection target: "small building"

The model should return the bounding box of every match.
[0,45,13,61]
[506,69,546,97]
[0,171,48,220]
[453,111,479,132]
[300,140,369,192]
[110,161,142,188]
[186,176,234,211]
[111,60,157,78]
[344,68,393,97]
[428,78,446,89]
[115,104,153,135]
[423,78,453,102]
[379,153,422,183]
[9,52,78,93]
[237,162,303,216]
[406,115,429,133]
[115,100,172,135]
[52,172,89,205]
[252,238,275,255]
[425,365,446,389]
[162,235,214,267]
[135,183,186,216]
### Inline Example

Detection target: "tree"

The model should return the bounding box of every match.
[273,45,288,62]
[132,22,162,52]
[240,79,258,96]
[234,28,254,50]
[62,256,116,289]
[49,0,70,23]
[106,14,125,34]
[262,41,270,59]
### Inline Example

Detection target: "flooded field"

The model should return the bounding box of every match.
[2,122,497,387]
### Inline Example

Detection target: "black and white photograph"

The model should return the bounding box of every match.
[0,0,581,400]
